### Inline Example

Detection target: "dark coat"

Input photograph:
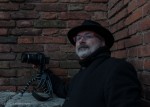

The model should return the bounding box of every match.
[50,47,141,107]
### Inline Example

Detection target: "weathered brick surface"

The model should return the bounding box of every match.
[109,0,150,104]
[0,0,149,105]
[34,20,66,28]
[36,4,67,12]
[11,12,39,19]
[0,12,10,20]
[59,12,91,20]
[0,3,19,11]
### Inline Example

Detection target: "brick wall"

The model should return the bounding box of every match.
[0,0,149,106]
[0,0,108,91]
[108,0,150,106]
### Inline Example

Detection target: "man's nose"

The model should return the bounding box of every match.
[78,36,86,43]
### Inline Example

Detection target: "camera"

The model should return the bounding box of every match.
[21,52,49,65]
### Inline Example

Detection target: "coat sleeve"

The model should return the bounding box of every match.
[104,61,142,107]
[47,69,69,98]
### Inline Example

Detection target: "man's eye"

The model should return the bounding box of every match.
[76,36,81,40]
[86,35,93,38]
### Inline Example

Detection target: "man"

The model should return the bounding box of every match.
[49,20,141,107]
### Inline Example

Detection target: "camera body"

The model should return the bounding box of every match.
[21,52,49,65]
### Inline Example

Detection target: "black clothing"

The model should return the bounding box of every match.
[50,47,141,107]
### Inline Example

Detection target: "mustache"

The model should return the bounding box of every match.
[77,45,89,50]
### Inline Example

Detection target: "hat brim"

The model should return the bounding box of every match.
[67,25,114,48]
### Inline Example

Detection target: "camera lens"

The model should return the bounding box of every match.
[21,52,49,65]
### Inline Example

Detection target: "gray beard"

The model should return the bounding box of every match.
[76,44,100,59]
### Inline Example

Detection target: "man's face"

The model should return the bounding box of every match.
[74,31,105,59]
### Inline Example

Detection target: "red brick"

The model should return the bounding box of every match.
[125,34,142,47]
[42,28,58,36]
[44,44,60,52]
[128,21,139,35]
[17,69,32,77]
[51,68,68,76]
[41,0,58,2]
[108,0,120,10]
[127,0,138,13]
[18,36,34,44]
[112,50,127,58]
[0,28,7,35]
[14,77,33,85]
[59,12,91,20]
[17,20,33,28]
[93,12,107,20]
[67,20,83,28]
[36,4,67,12]
[9,0,25,3]
[0,61,9,68]
[138,45,150,57]
[0,0,9,2]
[60,60,80,69]
[117,40,125,49]
[11,11,39,19]
[67,53,78,60]
[0,20,15,27]
[127,47,138,57]
[41,12,57,19]
[85,4,107,11]
[137,0,147,7]
[59,29,69,36]
[68,4,83,11]
[139,16,150,31]
[116,20,125,31]
[20,3,35,10]
[0,44,10,52]
[17,86,34,92]
[144,31,150,44]
[47,60,59,68]
[9,61,31,68]
[144,60,150,70]
[0,69,17,77]
[48,51,67,60]
[91,0,108,2]
[109,8,127,25]
[69,0,89,3]
[0,12,10,19]
[99,20,109,27]
[110,42,117,51]
[143,1,150,17]
[60,0,70,2]
[0,86,16,91]
[11,28,42,36]
[0,3,19,10]
[125,7,142,25]
[123,0,130,5]
[11,44,44,52]
[114,28,128,41]
[60,45,75,52]
[0,53,16,60]
[34,36,67,44]
[108,0,124,18]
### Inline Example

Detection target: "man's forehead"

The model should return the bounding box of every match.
[77,30,96,35]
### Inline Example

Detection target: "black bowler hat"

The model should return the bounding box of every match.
[67,20,114,48]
